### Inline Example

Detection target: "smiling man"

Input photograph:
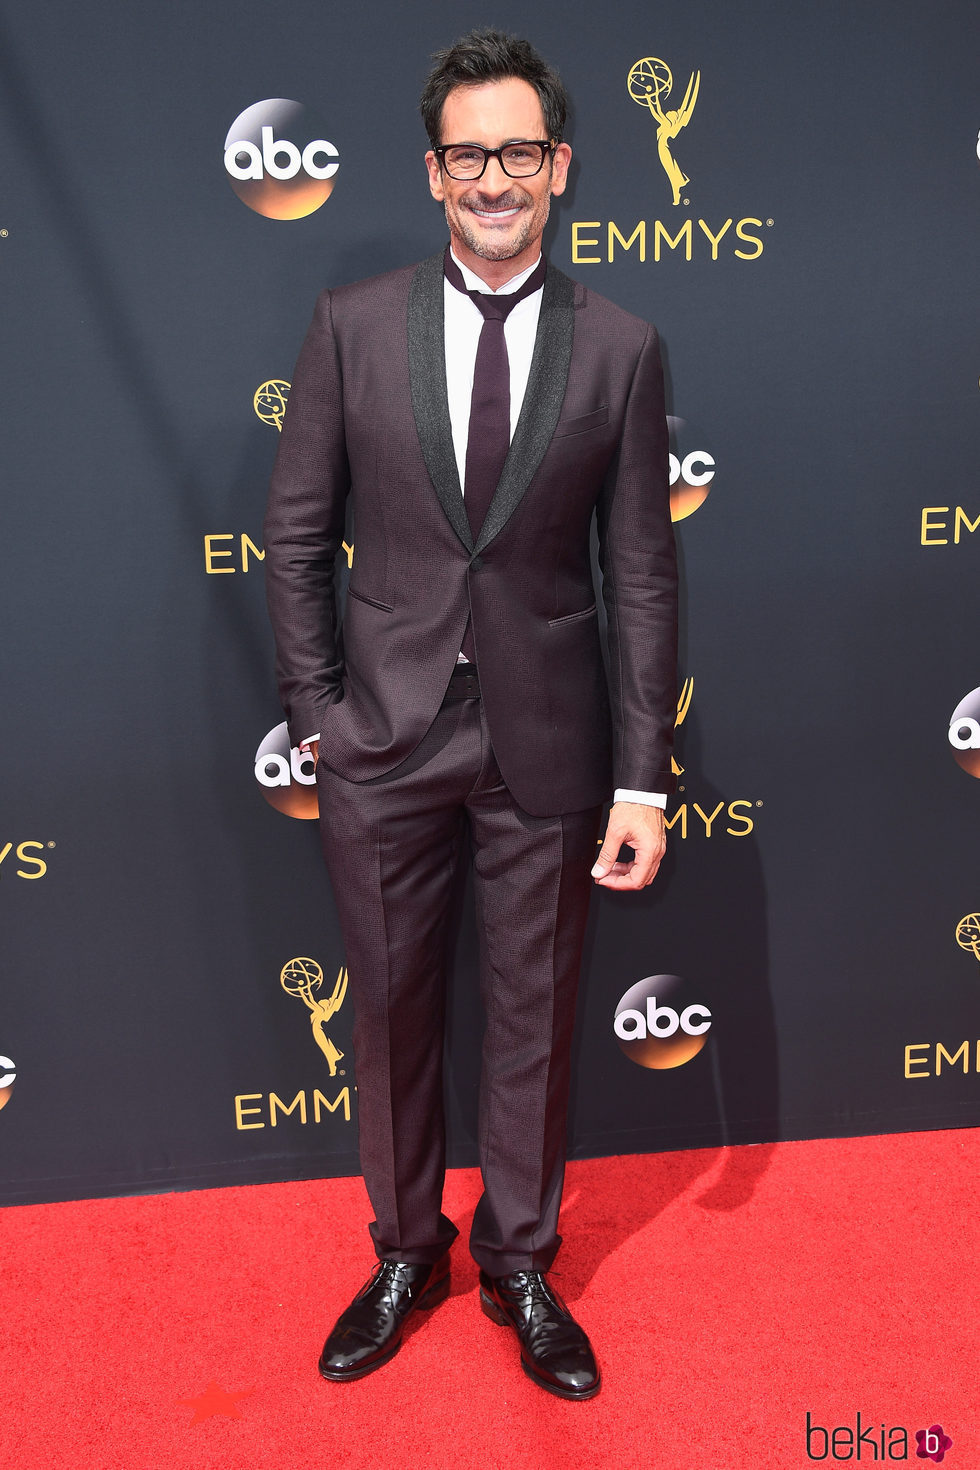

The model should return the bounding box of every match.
[425,77,569,277]
[263,29,678,1400]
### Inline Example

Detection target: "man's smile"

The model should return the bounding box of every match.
[471,205,522,221]
[462,192,528,222]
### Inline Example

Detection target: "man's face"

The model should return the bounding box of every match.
[425,78,571,277]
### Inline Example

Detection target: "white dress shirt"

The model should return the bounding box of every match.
[443,250,543,489]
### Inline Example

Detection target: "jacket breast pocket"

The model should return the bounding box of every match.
[552,406,609,438]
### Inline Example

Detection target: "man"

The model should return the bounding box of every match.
[263,30,678,1400]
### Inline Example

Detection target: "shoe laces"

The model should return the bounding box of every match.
[507,1270,566,1311]
[369,1259,429,1301]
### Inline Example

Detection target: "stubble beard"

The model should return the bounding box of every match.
[445,186,552,263]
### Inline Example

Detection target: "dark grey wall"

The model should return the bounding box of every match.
[2,0,978,1203]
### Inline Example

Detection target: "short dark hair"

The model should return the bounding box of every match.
[420,29,568,146]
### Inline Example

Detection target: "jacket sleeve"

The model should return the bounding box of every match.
[262,290,350,747]
[597,322,679,796]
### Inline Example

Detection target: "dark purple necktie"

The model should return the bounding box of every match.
[443,247,547,543]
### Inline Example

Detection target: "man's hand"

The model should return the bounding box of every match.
[300,739,320,767]
[591,801,666,891]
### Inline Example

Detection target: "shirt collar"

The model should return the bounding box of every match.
[449,247,544,296]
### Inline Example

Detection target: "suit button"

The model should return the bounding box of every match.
[470,556,483,570]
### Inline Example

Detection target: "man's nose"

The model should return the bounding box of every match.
[479,154,512,195]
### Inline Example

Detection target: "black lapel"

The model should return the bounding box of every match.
[407,251,473,552]
[474,264,575,554]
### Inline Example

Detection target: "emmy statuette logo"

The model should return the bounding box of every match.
[281,958,348,1076]
[254,380,290,431]
[572,55,768,267]
[672,675,693,777]
[224,100,339,219]
[0,1056,16,1112]
[233,959,352,1130]
[628,56,700,205]
[956,914,980,968]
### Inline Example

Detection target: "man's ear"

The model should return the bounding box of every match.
[425,150,445,203]
[549,142,572,198]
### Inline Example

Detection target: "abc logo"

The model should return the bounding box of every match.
[224,100,339,219]
[667,417,715,522]
[254,722,319,819]
[0,1056,15,1113]
[949,686,980,778]
[614,974,711,1069]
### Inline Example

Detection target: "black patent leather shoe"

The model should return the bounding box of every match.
[318,1254,450,1381]
[479,1268,600,1399]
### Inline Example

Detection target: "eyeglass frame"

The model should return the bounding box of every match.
[432,139,558,181]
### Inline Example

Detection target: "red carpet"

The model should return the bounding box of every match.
[2,1131,977,1468]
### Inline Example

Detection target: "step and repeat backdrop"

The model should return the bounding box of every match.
[2,0,978,1204]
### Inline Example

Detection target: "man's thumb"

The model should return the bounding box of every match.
[591,833,621,878]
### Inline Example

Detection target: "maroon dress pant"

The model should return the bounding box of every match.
[316,676,601,1276]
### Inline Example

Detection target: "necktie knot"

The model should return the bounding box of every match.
[443,248,547,318]
[471,294,513,323]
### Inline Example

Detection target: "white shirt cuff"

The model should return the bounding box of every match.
[613,788,668,809]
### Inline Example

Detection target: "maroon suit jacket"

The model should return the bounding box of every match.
[263,250,677,817]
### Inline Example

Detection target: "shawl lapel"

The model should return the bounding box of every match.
[407,251,472,551]
[407,250,576,556]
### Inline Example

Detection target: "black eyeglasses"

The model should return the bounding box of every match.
[433,140,556,181]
